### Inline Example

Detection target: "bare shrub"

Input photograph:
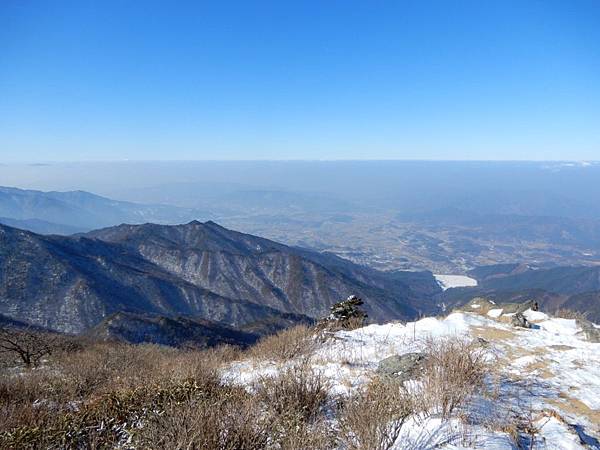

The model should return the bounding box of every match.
[273,417,335,450]
[1,371,230,449]
[55,342,164,396]
[339,377,413,450]
[0,342,226,445]
[249,325,316,361]
[256,362,330,424]
[150,345,238,387]
[417,336,490,420]
[138,380,335,450]
[0,370,69,433]
[253,362,334,449]
[135,385,271,450]
[1,334,335,449]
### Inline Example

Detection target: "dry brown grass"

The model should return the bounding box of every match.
[524,359,555,380]
[0,335,336,450]
[471,325,516,342]
[256,362,330,424]
[139,360,334,450]
[256,362,334,449]
[0,340,241,449]
[416,336,490,420]
[0,329,494,449]
[547,394,600,427]
[339,377,413,450]
[248,325,316,361]
[135,385,271,450]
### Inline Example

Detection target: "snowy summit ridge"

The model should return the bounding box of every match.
[225,306,600,449]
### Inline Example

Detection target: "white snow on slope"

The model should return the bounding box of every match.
[487,308,503,318]
[434,274,478,290]
[223,311,600,449]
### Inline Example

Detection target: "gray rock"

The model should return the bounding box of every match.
[501,300,538,314]
[477,336,490,346]
[511,312,531,328]
[462,297,497,312]
[376,352,426,381]
[577,319,600,343]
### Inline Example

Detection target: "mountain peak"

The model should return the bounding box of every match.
[0,220,439,334]
[184,219,222,229]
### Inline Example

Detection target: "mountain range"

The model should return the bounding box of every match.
[3,184,600,274]
[87,312,260,348]
[3,181,600,339]
[439,263,600,322]
[0,220,441,342]
[0,186,203,233]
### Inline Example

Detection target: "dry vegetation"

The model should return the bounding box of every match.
[416,336,490,420]
[0,327,332,450]
[339,377,413,450]
[249,324,316,361]
[0,323,498,449]
[0,340,241,449]
[0,327,79,367]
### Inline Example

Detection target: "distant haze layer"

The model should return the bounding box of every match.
[1,161,599,218]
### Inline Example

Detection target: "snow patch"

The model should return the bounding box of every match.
[487,309,503,318]
[221,310,600,449]
[522,309,549,322]
[434,274,478,291]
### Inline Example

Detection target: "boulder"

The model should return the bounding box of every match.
[458,297,497,314]
[376,352,426,381]
[577,319,600,343]
[511,312,531,328]
[502,300,538,315]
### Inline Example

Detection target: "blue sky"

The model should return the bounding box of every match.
[1,0,599,161]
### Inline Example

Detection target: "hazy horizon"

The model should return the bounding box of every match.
[1,158,599,164]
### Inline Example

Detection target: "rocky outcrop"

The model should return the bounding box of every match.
[577,319,600,343]
[511,312,532,328]
[501,300,538,314]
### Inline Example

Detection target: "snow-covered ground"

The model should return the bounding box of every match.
[434,274,478,290]
[224,309,600,449]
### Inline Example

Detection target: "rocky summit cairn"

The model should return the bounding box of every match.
[320,295,368,330]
